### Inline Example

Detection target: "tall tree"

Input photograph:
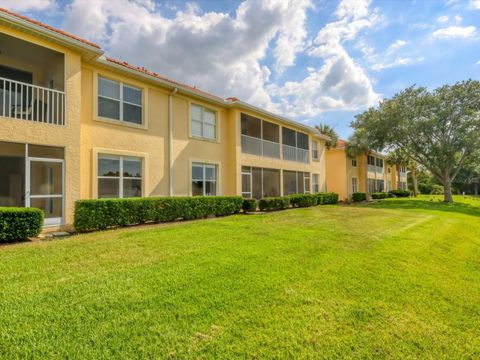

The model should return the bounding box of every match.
[351,80,480,202]
[386,149,419,196]
[315,124,339,149]
[345,130,371,197]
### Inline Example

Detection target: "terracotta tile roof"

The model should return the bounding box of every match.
[0,7,101,49]
[336,139,347,149]
[106,57,226,102]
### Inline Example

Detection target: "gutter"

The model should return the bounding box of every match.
[169,88,178,196]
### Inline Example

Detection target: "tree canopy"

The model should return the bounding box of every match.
[351,80,480,202]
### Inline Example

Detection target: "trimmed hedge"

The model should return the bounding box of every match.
[389,189,411,198]
[317,192,339,205]
[0,207,44,242]
[258,197,290,212]
[371,192,389,199]
[242,199,257,213]
[352,192,367,202]
[74,196,243,232]
[289,194,319,207]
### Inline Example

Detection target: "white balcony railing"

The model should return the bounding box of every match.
[0,77,65,125]
[376,166,384,174]
[282,144,309,163]
[241,134,280,159]
[368,164,375,173]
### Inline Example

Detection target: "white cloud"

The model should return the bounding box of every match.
[386,39,407,54]
[477,60,480,64]
[472,0,480,9]
[437,15,449,23]
[63,0,380,117]
[372,57,425,71]
[0,0,55,11]
[455,14,462,22]
[432,25,476,39]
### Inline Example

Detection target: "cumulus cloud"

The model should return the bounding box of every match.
[437,15,449,23]
[372,57,425,71]
[62,0,380,118]
[432,25,476,39]
[472,0,480,9]
[0,0,55,11]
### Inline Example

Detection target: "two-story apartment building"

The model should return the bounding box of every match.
[326,140,408,201]
[0,8,329,229]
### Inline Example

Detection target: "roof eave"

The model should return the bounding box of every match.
[0,11,103,60]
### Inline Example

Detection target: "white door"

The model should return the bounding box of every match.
[26,157,64,226]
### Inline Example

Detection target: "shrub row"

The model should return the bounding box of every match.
[74,196,243,232]
[0,207,44,242]
[258,192,338,212]
[371,192,389,199]
[389,189,411,198]
[259,197,291,211]
[352,192,367,202]
[242,198,257,212]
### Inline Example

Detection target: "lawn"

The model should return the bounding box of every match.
[1,196,479,358]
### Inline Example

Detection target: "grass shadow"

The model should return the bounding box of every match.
[355,197,480,218]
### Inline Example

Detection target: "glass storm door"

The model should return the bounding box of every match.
[27,158,64,226]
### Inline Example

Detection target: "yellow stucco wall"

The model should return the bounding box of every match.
[0,25,81,228]
[1,23,331,229]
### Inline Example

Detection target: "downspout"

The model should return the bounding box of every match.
[169,88,178,196]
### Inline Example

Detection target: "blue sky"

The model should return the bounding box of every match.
[3,0,479,139]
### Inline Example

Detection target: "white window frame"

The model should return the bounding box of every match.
[313,174,319,193]
[97,154,143,198]
[97,76,143,125]
[190,104,217,141]
[304,173,311,194]
[312,141,319,161]
[241,166,253,198]
[191,162,218,196]
[352,158,357,167]
[352,177,358,193]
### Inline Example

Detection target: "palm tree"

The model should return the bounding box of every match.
[345,130,371,198]
[315,124,339,149]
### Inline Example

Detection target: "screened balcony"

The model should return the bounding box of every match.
[0,33,65,125]
[282,128,309,163]
[241,113,280,159]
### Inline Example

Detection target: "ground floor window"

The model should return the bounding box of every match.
[283,171,310,196]
[0,141,64,225]
[98,154,142,198]
[367,178,385,193]
[313,174,319,193]
[192,162,217,196]
[352,177,358,193]
[242,166,280,199]
[398,181,407,190]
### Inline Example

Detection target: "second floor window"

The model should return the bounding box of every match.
[312,141,319,161]
[191,104,217,140]
[98,76,143,125]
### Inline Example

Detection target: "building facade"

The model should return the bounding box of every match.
[0,9,329,229]
[326,140,408,201]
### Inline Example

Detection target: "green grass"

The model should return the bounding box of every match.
[1,196,479,358]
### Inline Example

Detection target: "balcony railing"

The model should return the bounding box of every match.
[241,134,280,159]
[368,164,384,174]
[282,144,309,163]
[0,77,65,125]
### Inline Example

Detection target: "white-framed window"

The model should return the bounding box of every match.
[313,174,319,193]
[98,76,143,125]
[191,104,217,140]
[98,154,142,198]
[352,177,358,193]
[192,162,217,196]
[352,158,357,167]
[312,141,319,161]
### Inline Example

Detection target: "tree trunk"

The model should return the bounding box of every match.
[411,166,418,197]
[443,178,453,202]
[365,155,370,199]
